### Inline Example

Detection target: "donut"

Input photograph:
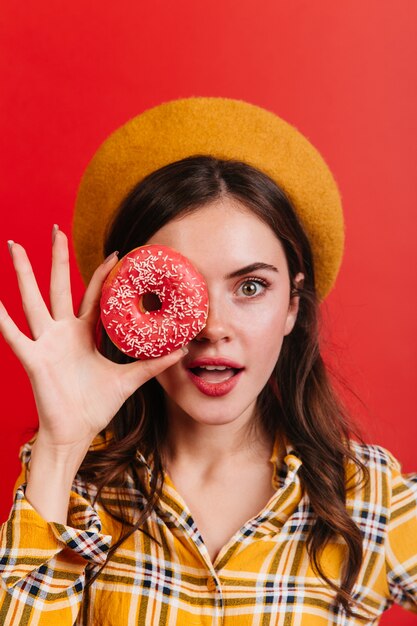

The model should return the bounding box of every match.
[100,245,209,359]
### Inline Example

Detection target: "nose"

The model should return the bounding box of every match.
[194,295,232,344]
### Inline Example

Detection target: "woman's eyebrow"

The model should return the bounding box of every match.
[225,262,279,279]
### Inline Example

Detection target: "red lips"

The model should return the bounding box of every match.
[185,357,244,397]
[186,357,244,369]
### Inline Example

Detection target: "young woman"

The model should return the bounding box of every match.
[0,98,416,625]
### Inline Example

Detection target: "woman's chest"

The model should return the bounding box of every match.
[166,465,277,562]
[179,480,276,562]
[82,531,382,626]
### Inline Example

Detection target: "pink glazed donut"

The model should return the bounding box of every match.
[100,245,209,359]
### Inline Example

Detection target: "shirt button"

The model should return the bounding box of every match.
[207,576,217,592]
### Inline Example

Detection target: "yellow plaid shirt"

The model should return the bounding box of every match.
[1,437,416,625]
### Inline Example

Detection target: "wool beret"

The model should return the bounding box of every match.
[73,97,344,300]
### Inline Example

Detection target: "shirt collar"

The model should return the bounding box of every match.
[269,434,302,489]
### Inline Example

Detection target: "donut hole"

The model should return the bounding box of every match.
[140,292,163,313]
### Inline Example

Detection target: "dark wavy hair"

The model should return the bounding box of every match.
[78,155,369,618]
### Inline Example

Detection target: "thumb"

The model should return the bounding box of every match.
[121,347,188,396]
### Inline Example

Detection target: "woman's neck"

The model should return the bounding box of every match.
[161,399,273,474]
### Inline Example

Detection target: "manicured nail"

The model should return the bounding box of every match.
[7,240,14,256]
[181,345,189,355]
[52,224,59,244]
[104,251,119,263]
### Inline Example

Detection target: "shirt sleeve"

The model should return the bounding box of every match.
[0,442,112,626]
[384,450,417,613]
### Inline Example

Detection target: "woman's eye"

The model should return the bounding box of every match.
[238,278,268,298]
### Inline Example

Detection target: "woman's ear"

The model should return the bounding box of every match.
[284,272,304,336]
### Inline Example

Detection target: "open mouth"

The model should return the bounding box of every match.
[188,366,241,384]
[185,360,244,397]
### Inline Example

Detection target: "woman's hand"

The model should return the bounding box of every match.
[0,226,185,453]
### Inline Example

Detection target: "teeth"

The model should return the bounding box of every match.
[200,365,228,370]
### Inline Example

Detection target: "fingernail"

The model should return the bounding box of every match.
[104,251,119,263]
[52,224,59,244]
[7,240,14,256]
[181,345,189,355]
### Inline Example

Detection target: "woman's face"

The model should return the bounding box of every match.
[146,197,303,429]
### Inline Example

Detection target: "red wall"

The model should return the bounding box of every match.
[1,2,416,623]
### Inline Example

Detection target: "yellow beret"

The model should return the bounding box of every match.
[73,97,344,300]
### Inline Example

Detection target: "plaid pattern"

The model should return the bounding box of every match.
[1,439,416,625]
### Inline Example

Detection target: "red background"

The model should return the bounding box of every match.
[0,2,416,623]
